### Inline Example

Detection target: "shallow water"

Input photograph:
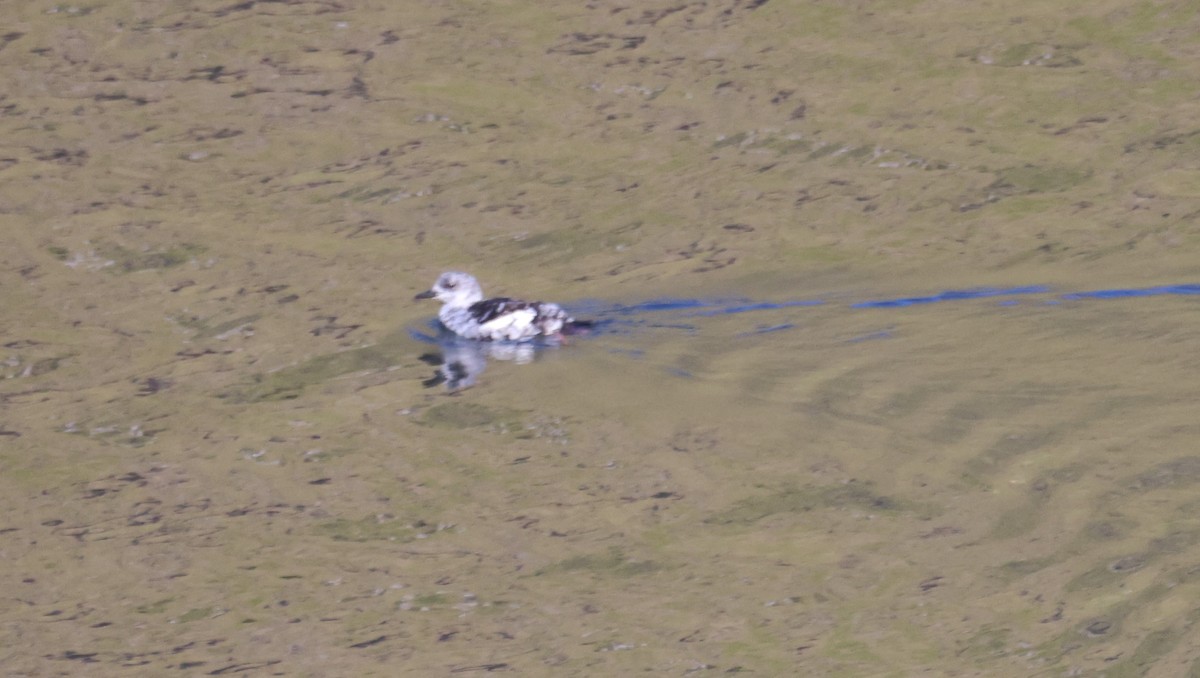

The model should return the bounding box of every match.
[15,271,1197,675]
[5,0,1200,675]
[453,276,1200,674]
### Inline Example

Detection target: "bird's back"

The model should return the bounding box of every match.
[438,297,572,341]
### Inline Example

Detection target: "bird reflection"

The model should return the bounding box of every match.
[415,327,541,391]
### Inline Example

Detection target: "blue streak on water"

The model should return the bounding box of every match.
[582,282,1200,322]
[586,282,1197,342]
[851,286,1050,309]
[645,322,699,331]
[848,329,894,343]
[738,323,796,337]
[1061,284,1200,300]
[609,348,646,359]
[578,299,721,335]
[607,298,727,314]
[591,318,698,334]
[418,282,1200,354]
[690,299,825,316]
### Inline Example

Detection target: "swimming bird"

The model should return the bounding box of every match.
[415,271,591,341]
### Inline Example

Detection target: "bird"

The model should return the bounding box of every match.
[414,271,592,342]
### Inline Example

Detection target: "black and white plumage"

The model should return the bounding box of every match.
[415,271,590,342]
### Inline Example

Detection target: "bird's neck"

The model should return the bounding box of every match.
[443,292,482,309]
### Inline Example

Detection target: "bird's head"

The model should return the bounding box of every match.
[415,271,485,306]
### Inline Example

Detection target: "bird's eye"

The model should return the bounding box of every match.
[444,281,456,289]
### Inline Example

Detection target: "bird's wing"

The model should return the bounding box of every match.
[477,307,538,337]
[469,298,525,323]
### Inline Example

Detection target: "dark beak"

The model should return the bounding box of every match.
[414,289,436,300]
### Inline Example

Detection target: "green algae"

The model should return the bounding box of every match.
[176,607,215,623]
[170,312,265,343]
[420,402,522,431]
[224,332,413,402]
[990,164,1092,194]
[535,547,664,578]
[706,482,939,526]
[995,556,1057,581]
[410,592,450,607]
[315,517,420,543]
[135,599,173,615]
[95,241,206,273]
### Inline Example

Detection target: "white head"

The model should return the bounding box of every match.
[415,271,484,307]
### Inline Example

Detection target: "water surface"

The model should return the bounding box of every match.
[4,0,1200,675]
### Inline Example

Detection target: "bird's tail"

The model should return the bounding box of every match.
[561,319,596,336]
